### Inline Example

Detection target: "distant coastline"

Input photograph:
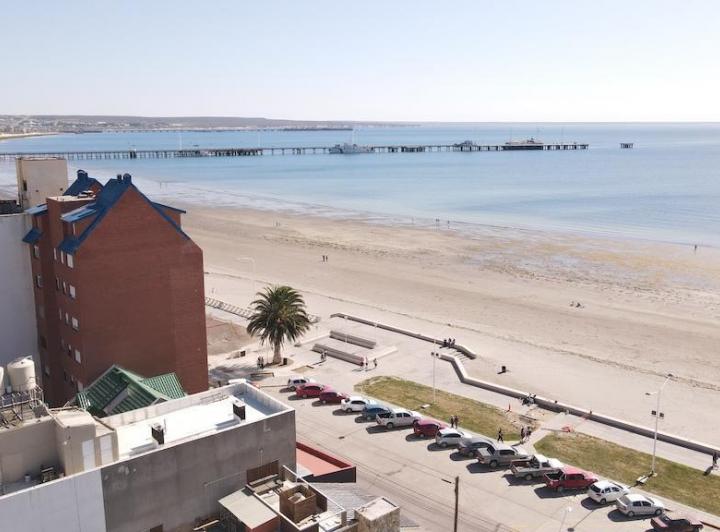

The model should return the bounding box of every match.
[0,132,56,141]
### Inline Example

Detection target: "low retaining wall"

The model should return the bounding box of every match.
[330,313,476,359]
[329,330,377,349]
[441,353,720,457]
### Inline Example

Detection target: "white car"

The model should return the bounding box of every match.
[341,396,376,413]
[375,408,421,429]
[286,375,315,391]
[435,428,470,448]
[587,480,629,504]
[615,494,664,517]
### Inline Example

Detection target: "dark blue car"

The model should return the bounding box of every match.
[361,404,390,420]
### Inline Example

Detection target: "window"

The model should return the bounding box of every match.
[67,344,72,357]
[74,349,81,363]
[33,245,40,259]
[63,370,67,382]
[58,308,63,320]
[55,277,60,291]
[69,285,76,299]
[67,254,74,268]
[60,338,65,349]
[35,275,43,288]
[71,317,79,331]
[44,364,50,376]
[65,312,69,324]
[53,248,57,261]
[61,252,65,264]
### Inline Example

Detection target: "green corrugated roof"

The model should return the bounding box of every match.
[70,365,186,417]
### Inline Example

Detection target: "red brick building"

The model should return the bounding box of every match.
[23,171,208,406]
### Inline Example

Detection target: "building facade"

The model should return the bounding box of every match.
[24,170,208,405]
[0,212,38,370]
[15,157,68,210]
[0,381,297,532]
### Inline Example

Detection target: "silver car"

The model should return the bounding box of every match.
[615,494,664,517]
[435,428,470,448]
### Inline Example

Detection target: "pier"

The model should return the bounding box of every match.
[0,142,589,161]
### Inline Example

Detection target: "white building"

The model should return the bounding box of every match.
[15,157,68,210]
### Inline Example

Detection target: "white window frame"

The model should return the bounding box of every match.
[69,285,76,299]
[74,349,81,363]
[71,317,79,331]
[53,248,57,261]
[65,312,69,324]
[67,254,74,268]
[33,245,40,259]
[35,275,43,288]
[61,252,65,264]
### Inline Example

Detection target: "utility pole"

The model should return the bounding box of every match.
[648,373,673,476]
[453,475,459,532]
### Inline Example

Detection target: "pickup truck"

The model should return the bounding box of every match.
[375,408,421,429]
[477,444,530,468]
[543,467,598,492]
[510,454,564,480]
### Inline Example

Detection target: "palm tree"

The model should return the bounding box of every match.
[247,285,311,365]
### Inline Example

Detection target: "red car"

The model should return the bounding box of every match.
[319,390,349,404]
[543,467,598,492]
[413,418,447,438]
[651,512,704,531]
[295,383,326,398]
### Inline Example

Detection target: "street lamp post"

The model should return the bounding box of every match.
[647,373,673,476]
[431,351,438,403]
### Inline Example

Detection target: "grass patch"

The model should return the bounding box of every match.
[536,432,720,517]
[355,376,532,440]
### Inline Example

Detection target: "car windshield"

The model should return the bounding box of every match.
[590,485,601,493]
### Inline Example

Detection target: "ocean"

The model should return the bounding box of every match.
[2,123,719,247]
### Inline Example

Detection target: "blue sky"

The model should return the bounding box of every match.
[1,0,719,121]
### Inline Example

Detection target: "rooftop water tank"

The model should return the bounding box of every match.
[7,356,37,393]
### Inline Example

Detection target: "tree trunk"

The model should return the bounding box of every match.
[272,342,282,365]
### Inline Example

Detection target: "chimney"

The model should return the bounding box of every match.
[122,173,132,184]
[77,169,88,181]
[116,174,123,182]
[151,424,165,445]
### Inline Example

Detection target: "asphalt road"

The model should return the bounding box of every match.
[266,383,657,532]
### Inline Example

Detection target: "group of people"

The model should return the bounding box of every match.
[519,426,533,442]
[256,356,265,369]
[521,393,537,406]
[449,415,460,428]
[442,338,456,348]
[363,358,378,371]
[321,254,329,262]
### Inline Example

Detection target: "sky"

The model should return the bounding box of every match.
[1,0,719,122]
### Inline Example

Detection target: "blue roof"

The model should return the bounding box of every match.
[58,173,190,255]
[26,204,48,216]
[65,170,103,196]
[22,227,42,244]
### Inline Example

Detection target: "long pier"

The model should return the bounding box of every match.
[0,142,588,161]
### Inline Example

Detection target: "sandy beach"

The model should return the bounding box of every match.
[185,205,720,444]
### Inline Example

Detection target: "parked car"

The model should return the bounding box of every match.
[295,383,327,398]
[457,435,495,457]
[319,390,349,404]
[341,396,376,413]
[361,404,390,420]
[651,512,704,531]
[543,467,598,492]
[510,454,564,480]
[287,376,316,391]
[375,408,421,429]
[413,418,447,438]
[477,443,530,467]
[615,494,665,518]
[435,428,470,448]
[586,480,629,504]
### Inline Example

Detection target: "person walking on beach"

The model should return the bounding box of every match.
[497,428,504,443]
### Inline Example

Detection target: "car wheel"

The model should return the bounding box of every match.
[321,400,326,404]
[557,486,564,493]
[627,511,634,518]
[387,422,394,429]
[525,473,533,481]
[654,509,662,516]
[440,441,448,448]
[599,498,606,505]
[490,460,499,468]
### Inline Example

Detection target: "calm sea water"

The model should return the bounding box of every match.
[2,124,720,246]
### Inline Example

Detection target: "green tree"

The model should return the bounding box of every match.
[247,285,311,365]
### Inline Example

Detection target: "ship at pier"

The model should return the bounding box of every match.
[328,143,372,154]
[503,137,544,150]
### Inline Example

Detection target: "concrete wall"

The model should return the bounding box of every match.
[0,468,106,532]
[101,409,297,532]
[16,157,68,209]
[0,214,38,371]
[0,417,58,485]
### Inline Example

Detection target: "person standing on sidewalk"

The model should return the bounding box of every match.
[497,428,504,443]
[520,426,526,442]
